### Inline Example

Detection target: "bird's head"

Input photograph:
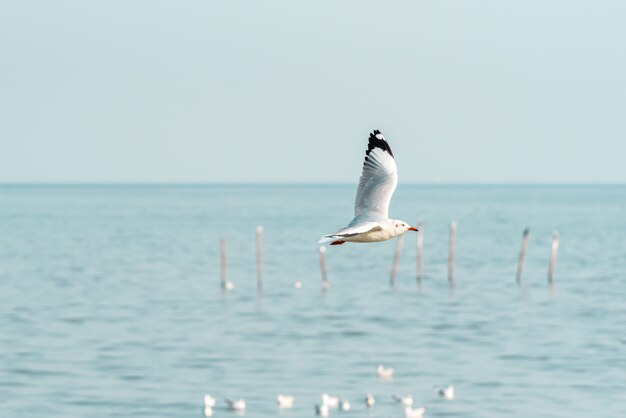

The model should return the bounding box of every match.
[392,220,418,235]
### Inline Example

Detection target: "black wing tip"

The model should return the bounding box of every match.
[366,129,394,158]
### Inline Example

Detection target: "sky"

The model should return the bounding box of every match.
[1,1,625,183]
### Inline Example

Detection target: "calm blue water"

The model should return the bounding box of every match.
[1,184,625,418]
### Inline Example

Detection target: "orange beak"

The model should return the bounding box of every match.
[408,226,418,231]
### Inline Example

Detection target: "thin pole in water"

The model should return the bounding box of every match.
[319,246,329,289]
[448,222,457,285]
[255,226,263,291]
[516,227,530,285]
[548,231,559,285]
[220,238,227,289]
[390,234,404,287]
[416,220,424,289]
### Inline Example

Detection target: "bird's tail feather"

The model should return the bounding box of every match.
[318,235,337,244]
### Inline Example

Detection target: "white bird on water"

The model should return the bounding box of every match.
[225,398,246,411]
[392,394,414,407]
[404,406,426,418]
[377,364,394,379]
[316,404,330,417]
[436,384,455,400]
[204,395,216,407]
[277,394,295,408]
[340,399,351,411]
[365,393,375,407]
[321,393,340,408]
[319,130,418,246]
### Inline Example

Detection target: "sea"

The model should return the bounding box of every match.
[1,184,624,418]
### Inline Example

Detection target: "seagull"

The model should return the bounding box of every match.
[203,406,214,417]
[377,364,394,379]
[319,130,417,246]
[277,394,295,408]
[321,393,340,408]
[225,398,246,411]
[294,281,303,289]
[392,395,413,407]
[435,385,454,400]
[404,406,426,418]
[340,399,351,411]
[204,395,216,407]
[365,393,375,407]
[316,404,330,417]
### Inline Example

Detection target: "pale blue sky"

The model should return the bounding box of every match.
[1,1,625,183]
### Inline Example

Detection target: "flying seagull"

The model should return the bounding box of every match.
[319,130,417,245]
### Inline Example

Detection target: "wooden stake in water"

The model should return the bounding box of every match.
[390,234,405,287]
[448,222,457,284]
[416,220,424,287]
[548,231,559,284]
[220,238,227,289]
[319,246,329,288]
[516,227,530,285]
[255,226,263,291]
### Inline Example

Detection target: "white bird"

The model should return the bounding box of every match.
[436,385,454,400]
[224,280,235,290]
[316,404,330,417]
[321,393,340,408]
[404,406,426,418]
[340,399,351,411]
[365,393,375,407]
[204,394,216,407]
[392,395,413,407]
[377,364,394,379]
[225,398,246,411]
[319,130,417,246]
[294,281,303,289]
[203,406,214,417]
[277,394,295,408]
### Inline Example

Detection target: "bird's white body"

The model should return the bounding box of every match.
[365,393,375,407]
[203,406,214,417]
[277,394,295,408]
[438,385,454,400]
[404,406,426,418]
[316,404,330,417]
[377,364,394,379]
[321,393,340,408]
[204,395,216,407]
[319,131,417,246]
[225,398,246,411]
[393,395,414,407]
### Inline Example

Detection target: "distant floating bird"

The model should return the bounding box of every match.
[377,364,394,379]
[319,130,418,246]
[321,393,340,408]
[316,404,330,417]
[392,395,413,407]
[204,394,216,407]
[224,280,235,290]
[404,406,426,418]
[340,399,351,411]
[365,393,375,407]
[225,398,246,411]
[277,394,295,408]
[436,385,454,400]
[203,406,214,417]
[294,281,303,289]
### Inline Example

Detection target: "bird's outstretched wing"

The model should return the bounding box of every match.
[353,130,398,222]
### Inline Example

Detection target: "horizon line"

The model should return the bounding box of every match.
[0,181,624,186]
